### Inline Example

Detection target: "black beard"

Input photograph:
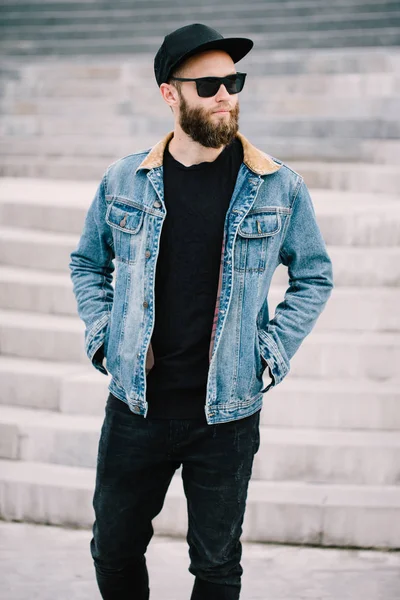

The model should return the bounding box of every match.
[178,92,239,148]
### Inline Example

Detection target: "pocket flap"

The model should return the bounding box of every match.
[238,209,281,238]
[106,199,145,234]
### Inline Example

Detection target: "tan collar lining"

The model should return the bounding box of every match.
[136,131,282,176]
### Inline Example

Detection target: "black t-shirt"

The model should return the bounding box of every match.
[144,136,243,420]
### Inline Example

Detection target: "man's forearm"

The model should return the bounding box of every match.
[69,173,115,374]
[258,178,334,388]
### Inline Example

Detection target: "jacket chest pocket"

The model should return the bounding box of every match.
[105,198,145,264]
[234,208,282,272]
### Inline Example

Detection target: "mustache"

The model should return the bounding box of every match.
[211,105,232,113]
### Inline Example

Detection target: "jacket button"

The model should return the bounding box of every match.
[119,215,127,227]
[145,250,151,258]
[153,200,162,208]
[143,301,148,308]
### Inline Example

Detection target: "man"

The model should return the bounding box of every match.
[69,23,334,600]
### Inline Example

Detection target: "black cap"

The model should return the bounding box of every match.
[154,23,254,87]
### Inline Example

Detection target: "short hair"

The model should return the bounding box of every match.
[167,64,183,93]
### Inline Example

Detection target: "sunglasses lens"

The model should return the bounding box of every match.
[234,73,246,92]
[197,81,220,97]
[224,74,241,94]
[196,73,246,97]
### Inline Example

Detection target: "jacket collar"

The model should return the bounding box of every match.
[136,131,282,176]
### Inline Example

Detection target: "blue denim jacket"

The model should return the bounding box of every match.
[69,131,334,424]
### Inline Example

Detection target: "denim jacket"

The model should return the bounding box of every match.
[69,131,334,424]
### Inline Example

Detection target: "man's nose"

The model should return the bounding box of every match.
[214,83,231,101]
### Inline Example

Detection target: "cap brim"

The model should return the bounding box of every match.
[171,37,254,75]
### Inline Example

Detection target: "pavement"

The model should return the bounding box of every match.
[0,521,399,600]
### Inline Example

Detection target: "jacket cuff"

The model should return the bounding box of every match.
[85,313,110,375]
[258,329,290,391]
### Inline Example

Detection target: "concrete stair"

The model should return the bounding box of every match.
[2,404,400,486]
[3,227,400,285]
[1,355,399,431]
[1,307,400,378]
[0,175,399,548]
[1,0,400,55]
[1,45,400,178]
[1,266,400,330]
[2,458,399,548]
[0,6,399,547]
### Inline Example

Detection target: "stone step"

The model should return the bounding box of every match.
[3,49,398,90]
[2,113,399,139]
[1,403,400,485]
[2,28,400,57]
[2,136,400,166]
[0,195,91,236]
[0,226,79,273]
[262,377,400,431]
[1,266,400,333]
[2,225,400,286]
[5,70,399,104]
[0,177,98,221]
[3,95,400,121]
[1,157,398,193]
[287,162,400,195]
[2,11,400,38]
[288,329,400,380]
[0,458,399,547]
[2,356,400,431]
[4,46,399,78]
[1,186,400,243]
[3,0,398,8]
[0,177,398,212]
[241,116,400,140]
[0,355,92,412]
[248,72,400,97]
[1,178,399,212]
[269,285,400,332]
[1,178,400,222]
[0,266,76,315]
[2,0,399,23]
[251,137,400,165]
[0,308,86,363]
[244,44,400,76]
[0,308,399,378]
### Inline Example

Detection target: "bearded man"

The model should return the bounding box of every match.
[69,23,334,600]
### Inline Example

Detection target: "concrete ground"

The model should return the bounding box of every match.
[0,521,399,600]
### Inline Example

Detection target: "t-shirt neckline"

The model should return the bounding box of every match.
[164,137,239,172]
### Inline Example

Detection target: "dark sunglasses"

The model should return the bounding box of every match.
[170,72,247,98]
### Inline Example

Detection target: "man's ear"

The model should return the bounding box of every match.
[160,83,180,110]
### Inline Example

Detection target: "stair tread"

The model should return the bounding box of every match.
[0,354,399,391]
[1,265,400,298]
[1,177,400,207]
[0,265,72,284]
[1,403,400,444]
[0,307,399,341]
[1,26,399,46]
[0,307,83,328]
[0,354,90,373]
[0,225,78,244]
[0,403,102,430]
[1,458,399,506]
[2,225,400,252]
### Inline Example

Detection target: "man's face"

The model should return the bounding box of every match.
[172,50,240,148]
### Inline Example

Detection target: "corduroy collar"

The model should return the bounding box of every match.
[136,130,282,176]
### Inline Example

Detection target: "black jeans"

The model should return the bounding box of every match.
[90,392,261,600]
